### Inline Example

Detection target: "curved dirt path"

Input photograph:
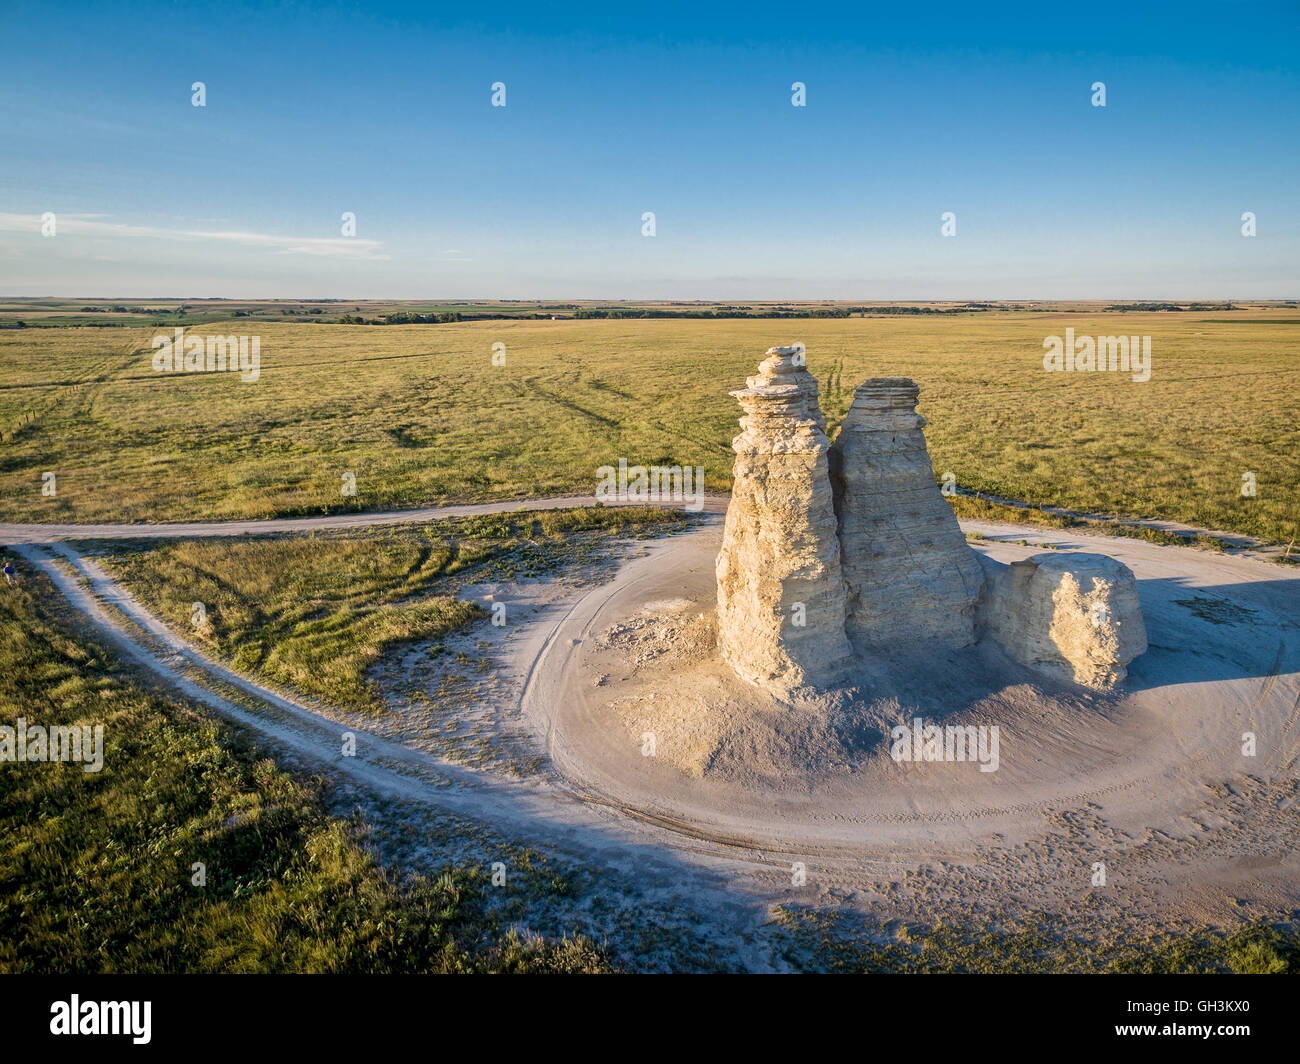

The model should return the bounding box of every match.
[952,487,1295,561]
[15,539,750,862]
[13,499,1300,931]
[525,516,1300,922]
[15,536,786,967]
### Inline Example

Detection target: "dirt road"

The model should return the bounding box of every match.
[13,498,1300,934]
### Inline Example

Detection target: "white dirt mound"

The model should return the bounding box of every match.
[589,596,1109,787]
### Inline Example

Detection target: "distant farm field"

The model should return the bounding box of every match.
[1,312,1297,544]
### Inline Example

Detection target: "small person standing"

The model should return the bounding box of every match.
[2,557,16,587]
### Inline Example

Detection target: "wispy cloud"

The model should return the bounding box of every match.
[0,213,389,260]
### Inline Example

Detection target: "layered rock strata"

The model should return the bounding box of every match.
[828,379,984,648]
[979,552,1148,689]
[714,347,852,690]
[715,350,1149,694]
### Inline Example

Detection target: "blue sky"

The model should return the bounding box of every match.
[2,0,1297,298]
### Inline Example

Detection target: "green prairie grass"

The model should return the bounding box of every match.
[774,907,1300,974]
[0,570,606,973]
[3,311,1295,545]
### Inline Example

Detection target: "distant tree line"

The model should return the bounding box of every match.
[79,304,174,314]
[847,304,995,315]
[337,311,465,324]
[572,307,856,319]
[330,305,1003,323]
[337,311,568,324]
[1104,302,1237,312]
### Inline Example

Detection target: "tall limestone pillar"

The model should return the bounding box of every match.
[715,347,852,691]
[829,378,983,649]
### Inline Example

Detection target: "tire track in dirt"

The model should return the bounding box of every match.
[12,536,818,905]
[11,500,1300,931]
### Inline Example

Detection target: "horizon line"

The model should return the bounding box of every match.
[3,296,1295,303]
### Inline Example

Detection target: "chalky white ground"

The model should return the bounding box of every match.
[529,515,1300,924]
[13,500,1299,930]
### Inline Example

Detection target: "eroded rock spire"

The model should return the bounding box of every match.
[829,378,984,648]
[714,347,851,691]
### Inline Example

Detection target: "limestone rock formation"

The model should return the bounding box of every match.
[979,552,1148,689]
[829,379,984,648]
[714,347,852,690]
[714,349,1148,694]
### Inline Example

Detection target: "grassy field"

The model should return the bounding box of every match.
[0,296,1157,327]
[2,310,1297,546]
[93,507,685,715]
[0,568,606,973]
[775,907,1300,974]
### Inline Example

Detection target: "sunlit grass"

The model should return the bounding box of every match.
[2,311,1295,545]
[0,569,607,973]
[94,507,685,713]
[773,907,1300,974]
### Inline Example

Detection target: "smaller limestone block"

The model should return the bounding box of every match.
[980,552,1148,689]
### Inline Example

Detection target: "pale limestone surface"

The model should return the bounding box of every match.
[714,347,852,691]
[979,552,1148,688]
[715,353,1147,694]
[829,378,984,648]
